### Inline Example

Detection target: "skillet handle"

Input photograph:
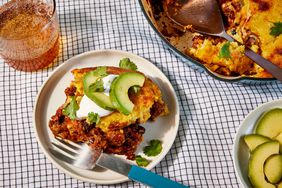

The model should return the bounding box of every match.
[128,165,189,188]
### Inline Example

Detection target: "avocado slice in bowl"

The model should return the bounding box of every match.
[275,132,282,152]
[255,108,282,138]
[248,141,279,188]
[264,154,282,184]
[244,134,271,152]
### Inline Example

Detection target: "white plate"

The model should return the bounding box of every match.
[33,50,180,184]
[233,98,282,188]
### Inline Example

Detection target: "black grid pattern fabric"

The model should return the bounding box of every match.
[1,0,282,187]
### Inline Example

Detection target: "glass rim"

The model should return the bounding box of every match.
[0,0,58,41]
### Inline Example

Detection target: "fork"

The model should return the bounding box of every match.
[50,138,188,188]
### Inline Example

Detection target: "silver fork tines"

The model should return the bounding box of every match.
[50,138,101,170]
[51,142,78,156]
[49,147,75,164]
[51,138,80,165]
[54,137,80,151]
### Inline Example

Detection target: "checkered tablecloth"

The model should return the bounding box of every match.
[1,0,282,187]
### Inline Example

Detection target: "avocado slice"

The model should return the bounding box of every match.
[83,71,115,110]
[264,154,282,184]
[248,141,279,188]
[244,134,271,152]
[110,72,145,115]
[255,108,282,138]
[275,132,282,152]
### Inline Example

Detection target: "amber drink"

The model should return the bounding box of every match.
[0,0,59,71]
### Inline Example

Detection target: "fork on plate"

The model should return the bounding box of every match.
[50,137,188,188]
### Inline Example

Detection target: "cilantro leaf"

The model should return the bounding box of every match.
[89,79,104,92]
[270,22,282,37]
[92,66,108,77]
[86,112,100,124]
[119,58,137,71]
[143,140,162,157]
[62,96,79,120]
[135,155,150,167]
[218,42,231,59]
[83,67,107,94]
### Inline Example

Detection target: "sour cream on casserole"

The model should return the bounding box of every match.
[76,74,118,118]
[102,74,118,95]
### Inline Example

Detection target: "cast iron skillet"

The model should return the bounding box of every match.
[138,0,276,84]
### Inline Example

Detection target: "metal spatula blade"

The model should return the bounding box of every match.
[165,0,226,36]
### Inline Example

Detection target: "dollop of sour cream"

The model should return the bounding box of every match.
[103,74,118,95]
[76,74,118,119]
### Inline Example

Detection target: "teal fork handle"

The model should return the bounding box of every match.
[128,165,189,188]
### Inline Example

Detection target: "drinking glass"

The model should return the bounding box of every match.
[0,0,60,71]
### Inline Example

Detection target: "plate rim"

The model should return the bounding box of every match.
[33,49,180,184]
[232,98,282,188]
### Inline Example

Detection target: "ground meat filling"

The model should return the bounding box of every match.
[150,101,167,121]
[49,107,90,142]
[64,86,76,96]
[49,107,146,159]
[104,125,145,160]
